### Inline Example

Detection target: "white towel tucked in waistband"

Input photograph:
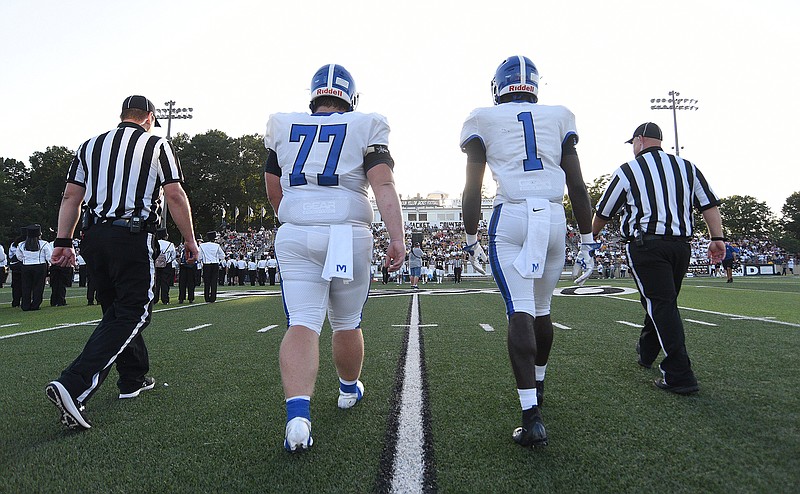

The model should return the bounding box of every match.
[512,198,551,279]
[321,224,354,282]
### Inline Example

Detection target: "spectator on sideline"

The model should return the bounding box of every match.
[19,224,52,311]
[408,241,424,290]
[155,229,176,304]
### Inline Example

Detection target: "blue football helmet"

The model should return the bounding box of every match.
[310,64,359,111]
[491,55,539,105]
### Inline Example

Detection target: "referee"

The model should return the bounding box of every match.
[591,122,726,395]
[46,95,199,430]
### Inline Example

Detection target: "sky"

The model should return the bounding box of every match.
[2,0,798,215]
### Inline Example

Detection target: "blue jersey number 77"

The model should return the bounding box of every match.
[288,123,347,186]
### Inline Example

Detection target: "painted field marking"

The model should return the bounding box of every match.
[686,319,717,326]
[0,320,100,340]
[617,321,640,328]
[257,325,278,333]
[183,324,212,332]
[391,292,425,493]
[606,295,800,329]
[479,323,494,332]
[553,322,572,330]
[0,323,20,328]
[392,324,438,328]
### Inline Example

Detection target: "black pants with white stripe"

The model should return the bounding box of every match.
[57,223,155,404]
[626,239,697,387]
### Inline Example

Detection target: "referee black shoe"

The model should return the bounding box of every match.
[636,342,652,369]
[45,381,92,430]
[512,406,547,448]
[119,377,156,399]
[654,378,699,395]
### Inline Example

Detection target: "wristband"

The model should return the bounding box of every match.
[53,238,73,248]
[580,233,595,244]
[711,237,725,241]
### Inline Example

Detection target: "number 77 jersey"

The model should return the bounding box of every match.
[460,103,577,204]
[264,111,391,227]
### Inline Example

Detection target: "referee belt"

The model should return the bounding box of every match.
[635,234,691,243]
[95,217,158,233]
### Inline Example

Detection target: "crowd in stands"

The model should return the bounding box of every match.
[3,224,797,299]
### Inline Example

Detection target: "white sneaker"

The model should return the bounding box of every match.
[284,417,313,452]
[337,380,365,409]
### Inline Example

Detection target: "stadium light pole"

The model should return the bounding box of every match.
[649,90,698,156]
[155,100,193,140]
[154,101,193,230]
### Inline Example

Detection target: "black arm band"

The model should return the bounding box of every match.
[711,237,725,241]
[54,238,73,248]
[363,145,394,172]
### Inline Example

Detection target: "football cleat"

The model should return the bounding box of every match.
[284,417,313,453]
[45,381,92,430]
[512,407,547,448]
[338,380,365,409]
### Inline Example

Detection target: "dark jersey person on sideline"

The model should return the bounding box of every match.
[46,95,199,430]
[592,122,725,395]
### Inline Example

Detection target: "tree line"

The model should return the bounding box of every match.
[2,130,800,253]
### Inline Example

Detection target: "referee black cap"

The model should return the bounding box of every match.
[25,224,42,236]
[122,95,161,127]
[205,231,217,241]
[625,122,662,143]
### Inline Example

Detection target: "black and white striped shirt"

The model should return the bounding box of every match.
[66,122,183,223]
[595,147,720,239]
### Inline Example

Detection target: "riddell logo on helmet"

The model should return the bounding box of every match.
[315,88,343,97]
[509,84,535,92]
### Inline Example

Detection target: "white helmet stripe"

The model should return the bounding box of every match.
[327,64,335,89]
[518,55,526,84]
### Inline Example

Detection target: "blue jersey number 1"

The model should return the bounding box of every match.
[517,112,544,171]
[288,123,347,186]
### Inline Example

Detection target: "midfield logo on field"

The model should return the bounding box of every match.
[555,285,638,296]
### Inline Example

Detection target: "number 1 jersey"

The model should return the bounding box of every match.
[264,111,391,227]
[460,103,578,204]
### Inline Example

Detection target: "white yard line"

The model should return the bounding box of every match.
[479,323,495,332]
[257,325,278,333]
[183,324,212,332]
[617,321,640,328]
[606,295,800,328]
[685,319,717,326]
[0,323,20,328]
[552,322,572,330]
[391,292,425,493]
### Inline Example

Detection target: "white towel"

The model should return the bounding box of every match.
[321,225,354,282]
[513,198,550,279]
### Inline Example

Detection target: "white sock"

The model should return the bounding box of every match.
[339,377,357,386]
[517,388,538,410]
[535,364,547,382]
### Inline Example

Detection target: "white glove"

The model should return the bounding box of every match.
[574,237,601,286]
[463,238,487,275]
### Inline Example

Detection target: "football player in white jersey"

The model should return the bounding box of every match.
[460,55,596,448]
[264,64,405,452]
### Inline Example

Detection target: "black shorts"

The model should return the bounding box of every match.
[722,258,734,269]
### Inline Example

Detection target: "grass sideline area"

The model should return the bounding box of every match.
[0,276,798,492]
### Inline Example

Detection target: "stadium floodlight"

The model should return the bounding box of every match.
[154,100,194,140]
[649,90,699,156]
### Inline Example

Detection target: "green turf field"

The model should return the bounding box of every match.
[1,276,798,493]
